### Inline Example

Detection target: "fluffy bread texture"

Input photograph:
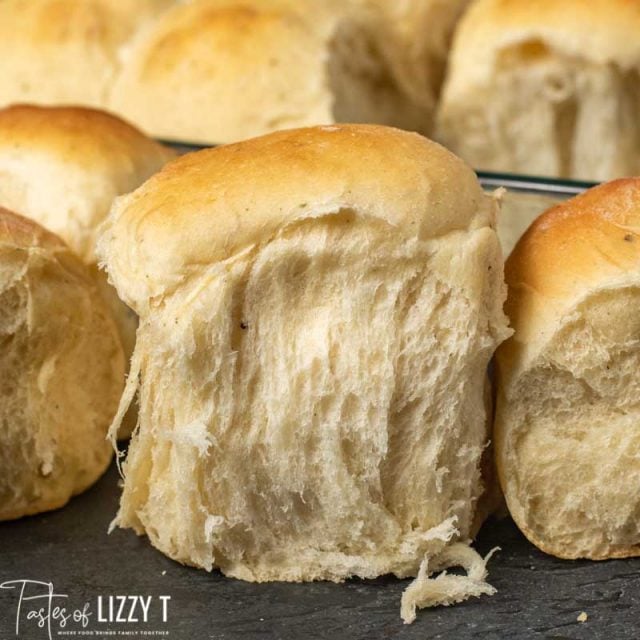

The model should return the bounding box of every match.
[98,125,511,621]
[0,208,124,520]
[495,178,640,559]
[0,0,469,143]
[0,104,174,437]
[436,0,640,181]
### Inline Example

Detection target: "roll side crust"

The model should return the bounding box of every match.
[0,207,125,520]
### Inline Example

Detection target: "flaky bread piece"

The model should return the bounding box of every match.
[98,125,510,620]
[0,104,175,437]
[0,0,172,110]
[436,0,640,181]
[495,178,640,559]
[0,208,124,520]
[109,0,427,144]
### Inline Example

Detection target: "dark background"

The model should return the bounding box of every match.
[1,462,638,640]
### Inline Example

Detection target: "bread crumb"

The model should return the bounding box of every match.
[401,543,498,624]
[39,461,53,477]
[161,570,167,576]
[577,612,588,623]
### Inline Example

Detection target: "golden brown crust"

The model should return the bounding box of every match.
[507,178,640,298]
[0,104,172,441]
[0,0,463,144]
[498,178,640,374]
[98,124,490,309]
[0,104,175,171]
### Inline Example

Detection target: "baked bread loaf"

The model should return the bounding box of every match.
[0,104,175,436]
[495,178,640,559]
[436,0,640,181]
[98,124,511,621]
[0,208,124,520]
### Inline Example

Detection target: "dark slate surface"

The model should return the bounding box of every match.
[0,462,638,640]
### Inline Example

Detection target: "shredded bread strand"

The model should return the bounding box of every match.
[107,339,142,477]
[400,543,499,624]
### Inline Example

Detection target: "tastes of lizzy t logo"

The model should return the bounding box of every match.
[0,580,171,639]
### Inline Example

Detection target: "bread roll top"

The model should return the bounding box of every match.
[498,177,640,386]
[0,104,174,264]
[111,0,342,121]
[98,124,491,311]
[445,0,640,98]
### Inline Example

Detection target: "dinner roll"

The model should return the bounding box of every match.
[98,125,511,622]
[110,0,429,144]
[0,104,175,437]
[0,208,124,520]
[0,0,171,111]
[436,0,640,181]
[0,104,174,264]
[495,178,640,559]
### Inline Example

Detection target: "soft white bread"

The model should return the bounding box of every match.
[436,0,640,181]
[495,178,640,559]
[110,0,429,144]
[0,0,172,110]
[0,208,124,520]
[98,125,510,621]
